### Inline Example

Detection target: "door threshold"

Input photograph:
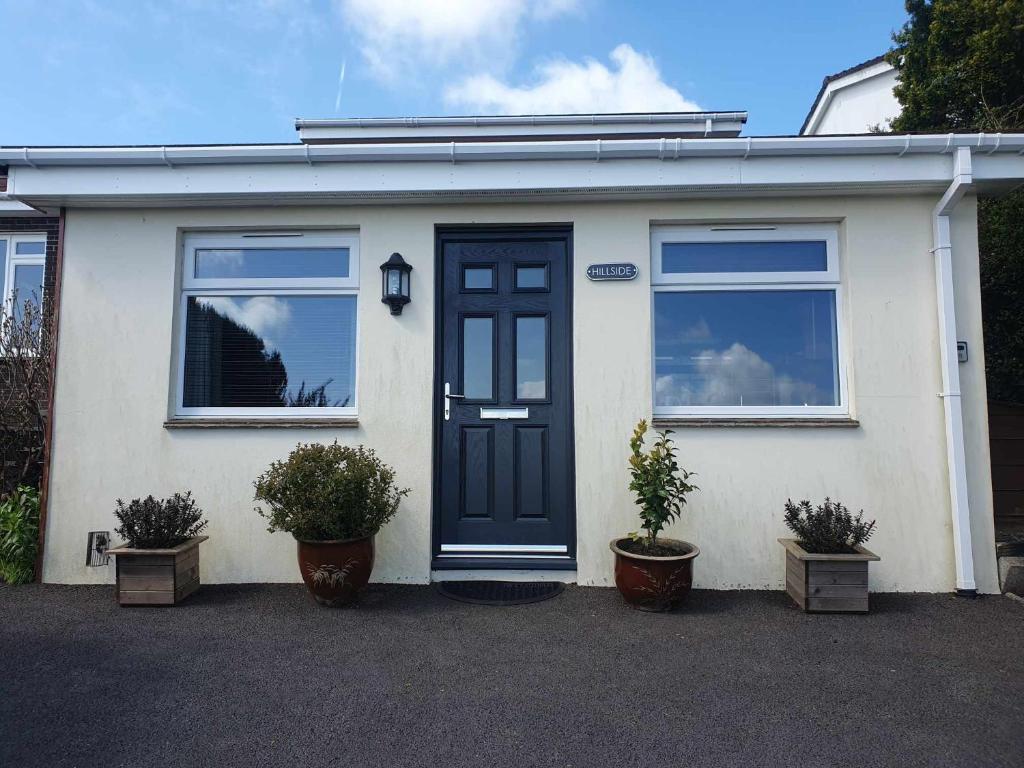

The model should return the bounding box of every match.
[431,569,577,583]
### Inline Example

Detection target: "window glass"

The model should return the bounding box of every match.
[654,290,838,408]
[462,317,493,399]
[463,267,494,291]
[516,316,547,399]
[662,241,827,274]
[15,241,45,255]
[515,265,547,289]
[0,239,6,298]
[12,264,45,322]
[194,247,349,280]
[182,295,356,408]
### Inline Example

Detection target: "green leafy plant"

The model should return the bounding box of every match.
[784,498,876,554]
[254,441,409,541]
[626,420,697,553]
[0,486,40,585]
[114,492,207,549]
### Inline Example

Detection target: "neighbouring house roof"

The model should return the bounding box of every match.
[800,55,893,135]
[295,111,749,143]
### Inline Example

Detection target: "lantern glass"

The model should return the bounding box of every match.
[386,268,402,296]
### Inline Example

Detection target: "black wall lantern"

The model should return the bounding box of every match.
[380,252,412,315]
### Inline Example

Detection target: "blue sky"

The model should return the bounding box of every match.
[1,1,906,146]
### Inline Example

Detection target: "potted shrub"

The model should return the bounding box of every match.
[254,441,409,607]
[779,498,879,613]
[609,420,699,611]
[107,492,208,606]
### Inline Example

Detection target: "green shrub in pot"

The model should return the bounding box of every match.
[254,441,409,606]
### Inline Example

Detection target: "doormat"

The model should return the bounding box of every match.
[434,580,564,606]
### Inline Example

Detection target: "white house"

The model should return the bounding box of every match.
[3,110,1022,594]
[801,56,901,135]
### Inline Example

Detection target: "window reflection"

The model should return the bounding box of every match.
[194,247,349,280]
[183,295,355,408]
[654,290,838,407]
[516,316,547,399]
[12,264,44,322]
[662,241,827,273]
[462,317,493,399]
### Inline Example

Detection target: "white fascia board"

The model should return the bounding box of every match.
[5,134,1024,206]
[295,112,749,142]
[296,120,747,142]
[6,153,958,207]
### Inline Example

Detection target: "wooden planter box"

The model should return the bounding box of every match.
[108,536,208,606]
[779,538,879,613]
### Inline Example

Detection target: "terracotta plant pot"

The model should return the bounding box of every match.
[609,537,700,611]
[296,535,375,606]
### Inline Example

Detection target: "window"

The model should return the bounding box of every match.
[176,232,359,418]
[1,234,47,323]
[651,225,846,418]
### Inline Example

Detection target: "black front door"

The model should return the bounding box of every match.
[435,228,575,568]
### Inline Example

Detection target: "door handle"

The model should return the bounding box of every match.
[444,382,464,421]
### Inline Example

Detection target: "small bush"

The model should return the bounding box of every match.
[254,441,409,541]
[784,498,876,554]
[626,420,697,552]
[114,492,207,549]
[0,486,40,585]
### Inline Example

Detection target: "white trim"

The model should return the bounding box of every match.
[7,136,1024,209]
[182,231,359,290]
[173,230,360,420]
[439,544,568,553]
[651,224,839,284]
[650,224,848,420]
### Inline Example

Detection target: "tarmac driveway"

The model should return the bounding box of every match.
[1,584,1022,768]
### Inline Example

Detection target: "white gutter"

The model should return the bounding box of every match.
[2,133,1024,167]
[933,146,976,594]
[294,112,749,129]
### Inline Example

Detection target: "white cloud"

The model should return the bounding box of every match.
[337,0,580,81]
[445,44,700,115]
[656,343,826,407]
[198,296,292,350]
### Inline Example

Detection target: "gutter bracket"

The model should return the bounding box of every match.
[161,147,173,169]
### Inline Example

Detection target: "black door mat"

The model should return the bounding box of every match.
[434,580,564,605]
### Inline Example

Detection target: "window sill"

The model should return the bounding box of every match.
[164,417,360,429]
[651,417,859,429]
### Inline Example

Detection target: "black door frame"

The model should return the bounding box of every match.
[431,224,577,571]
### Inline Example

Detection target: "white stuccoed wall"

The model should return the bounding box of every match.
[43,196,999,592]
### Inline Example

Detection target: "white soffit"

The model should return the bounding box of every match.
[3,134,1024,207]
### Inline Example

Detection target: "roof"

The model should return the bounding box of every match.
[800,55,892,135]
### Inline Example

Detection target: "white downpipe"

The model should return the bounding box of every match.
[933,146,976,594]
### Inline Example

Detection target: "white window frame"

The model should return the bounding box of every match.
[175,230,360,419]
[650,224,849,419]
[1,233,47,318]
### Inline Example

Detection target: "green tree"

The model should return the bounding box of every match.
[886,0,1024,403]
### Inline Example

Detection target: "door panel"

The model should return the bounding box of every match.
[436,230,574,566]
